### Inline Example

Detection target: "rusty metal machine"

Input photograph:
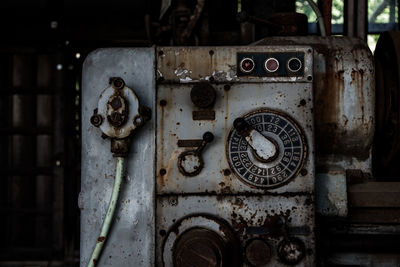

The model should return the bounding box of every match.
[80,36,374,266]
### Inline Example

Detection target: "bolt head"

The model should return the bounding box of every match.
[133,115,143,126]
[90,114,103,127]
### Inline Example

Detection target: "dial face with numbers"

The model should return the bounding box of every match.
[227,109,307,189]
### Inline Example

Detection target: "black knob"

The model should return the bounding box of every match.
[190,83,216,108]
[277,237,306,265]
[203,132,214,143]
[233,118,248,132]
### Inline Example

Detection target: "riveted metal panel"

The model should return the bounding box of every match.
[156,46,315,266]
[157,46,313,83]
[81,48,156,267]
[156,82,315,194]
[156,195,315,267]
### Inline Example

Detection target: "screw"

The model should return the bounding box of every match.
[160,168,167,176]
[90,114,103,127]
[112,77,125,89]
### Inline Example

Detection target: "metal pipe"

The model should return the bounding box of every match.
[305,0,326,36]
[87,157,125,267]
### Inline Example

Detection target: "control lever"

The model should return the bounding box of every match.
[177,132,214,176]
[234,118,278,163]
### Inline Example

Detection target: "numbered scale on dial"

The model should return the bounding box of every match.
[227,109,307,189]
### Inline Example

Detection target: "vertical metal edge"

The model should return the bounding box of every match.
[81,47,156,267]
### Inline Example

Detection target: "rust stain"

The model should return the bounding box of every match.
[97,236,105,242]
[164,150,180,178]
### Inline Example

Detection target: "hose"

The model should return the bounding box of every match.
[305,0,327,37]
[87,157,125,267]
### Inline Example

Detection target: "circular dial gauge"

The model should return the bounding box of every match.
[226,109,307,189]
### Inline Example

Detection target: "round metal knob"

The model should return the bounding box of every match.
[277,237,306,265]
[190,83,216,108]
[245,239,272,266]
[173,228,225,267]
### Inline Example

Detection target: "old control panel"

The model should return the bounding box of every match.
[81,38,375,267]
[228,110,306,189]
[156,46,315,266]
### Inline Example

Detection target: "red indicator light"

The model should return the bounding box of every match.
[240,58,255,73]
[265,58,279,72]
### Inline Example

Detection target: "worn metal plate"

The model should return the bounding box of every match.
[81,48,156,267]
[156,195,315,267]
[156,46,315,266]
[157,46,313,83]
[156,83,314,194]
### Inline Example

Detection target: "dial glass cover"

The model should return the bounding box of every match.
[227,109,307,189]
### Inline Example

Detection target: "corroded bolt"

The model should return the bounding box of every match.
[133,115,143,126]
[277,237,306,265]
[90,114,103,127]
[112,77,125,90]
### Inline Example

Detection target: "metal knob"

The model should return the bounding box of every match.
[177,132,214,176]
[190,83,216,108]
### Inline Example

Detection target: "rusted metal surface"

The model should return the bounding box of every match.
[253,37,375,164]
[81,48,156,267]
[156,45,315,266]
[156,82,314,195]
[245,239,272,266]
[156,195,315,266]
[156,46,313,83]
[190,82,216,108]
[96,80,141,140]
[277,237,306,265]
[162,214,241,267]
[322,0,332,36]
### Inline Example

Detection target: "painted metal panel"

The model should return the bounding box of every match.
[156,46,315,266]
[80,48,156,267]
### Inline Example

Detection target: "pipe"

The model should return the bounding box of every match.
[87,157,125,267]
[305,0,326,36]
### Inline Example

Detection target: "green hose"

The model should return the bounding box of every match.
[87,157,125,267]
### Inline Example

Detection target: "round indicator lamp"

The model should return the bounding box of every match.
[287,57,302,72]
[240,57,255,73]
[264,58,279,73]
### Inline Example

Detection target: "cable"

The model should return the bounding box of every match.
[87,157,125,267]
[305,0,326,37]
